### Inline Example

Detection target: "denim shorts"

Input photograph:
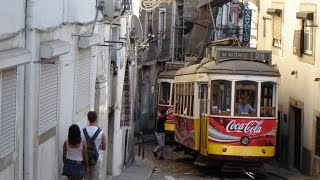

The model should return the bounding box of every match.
[62,159,85,179]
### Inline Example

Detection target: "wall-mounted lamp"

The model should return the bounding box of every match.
[272,64,277,68]
[315,78,320,82]
[291,70,297,75]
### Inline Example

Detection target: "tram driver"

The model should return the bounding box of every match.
[237,94,255,114]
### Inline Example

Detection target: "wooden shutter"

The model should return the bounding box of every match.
[76,49,91,112]
[273,15,282,40]
[293,30,302,56]
[39,62,59,135]
[0,68,17,158]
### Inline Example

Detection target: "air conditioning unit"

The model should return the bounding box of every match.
[99,0,123,22]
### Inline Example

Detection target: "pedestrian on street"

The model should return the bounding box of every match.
[62,124,88,180]
[83,111,107,180]
[153,108,167,160]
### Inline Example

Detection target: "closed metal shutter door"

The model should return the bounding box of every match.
[273,15,282,40]
[76,49,91,112]
[0,68,17,158]
[39,62,59,135]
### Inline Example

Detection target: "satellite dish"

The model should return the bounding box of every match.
[127,15,143,52]
[128,15,143,44]
[127,15,143,51]
[99,0,116,22]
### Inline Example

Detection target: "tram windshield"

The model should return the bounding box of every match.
[211,80,232,115]
[159,82,171,105]
[260,82,277,117]
[235,81,258,116]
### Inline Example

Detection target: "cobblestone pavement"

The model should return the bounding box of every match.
[139,141,316,180]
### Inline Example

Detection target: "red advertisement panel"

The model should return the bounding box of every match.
[157,105,174,124]
[174,116,195,149]
[208,117,277,146]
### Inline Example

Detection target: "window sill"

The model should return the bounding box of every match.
[299,53,315,65]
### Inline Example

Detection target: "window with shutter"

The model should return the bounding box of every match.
[39,61,59,135]
[76,49,91,112]
[272,15,282,48]
[0,68,17,158]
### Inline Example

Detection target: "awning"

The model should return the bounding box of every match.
[296,11,314,20]
[0,48,31,69]
[199,0,233,10]
[266,8,282,16]
[40,40,71,59]
[78,34,103,49]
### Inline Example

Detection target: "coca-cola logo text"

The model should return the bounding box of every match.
[226,120,263,133]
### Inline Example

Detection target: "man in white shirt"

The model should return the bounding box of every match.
[84,111,106,180]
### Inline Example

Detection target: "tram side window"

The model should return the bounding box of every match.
[175,83,183,114]
[235,81,258,116]
[171,84,175,106]
[159,82,170,105]
[260,82,276,117]
[211,80,231,115]
[175,83,194,116]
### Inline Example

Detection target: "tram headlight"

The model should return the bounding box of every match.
[240,136,250,146]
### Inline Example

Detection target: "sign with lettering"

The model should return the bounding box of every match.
[166,62,185,71]
[242,9,252,44]
[216,48,272,65]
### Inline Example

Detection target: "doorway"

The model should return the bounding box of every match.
[291,106,302,170]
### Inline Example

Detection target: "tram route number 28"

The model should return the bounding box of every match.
[254,52,266,60]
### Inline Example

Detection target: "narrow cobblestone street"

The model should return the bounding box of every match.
[135,140,315,180]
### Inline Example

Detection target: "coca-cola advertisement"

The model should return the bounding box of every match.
[208,117,277,146]
[157,105,175,124]
[174,116,195,149]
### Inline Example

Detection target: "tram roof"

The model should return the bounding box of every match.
[175,64,200,76]
[197,60,280,77]
[175,60,280,77]
[158,70,178,79]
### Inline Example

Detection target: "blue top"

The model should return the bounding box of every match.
[237,103,254,114]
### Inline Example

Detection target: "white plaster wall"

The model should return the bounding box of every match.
[37,137,57,180]
[33,0,63,29]
[0,164,14,180]
[0,0,25,35]
[57,25,76,178]
[66,0,97,23]
[257,0,320,151]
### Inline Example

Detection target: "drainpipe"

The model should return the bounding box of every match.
[24,0,36,180]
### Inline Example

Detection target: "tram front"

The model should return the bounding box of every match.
[198,48,281,161]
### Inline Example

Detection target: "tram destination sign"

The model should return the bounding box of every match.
[216,48,272,65]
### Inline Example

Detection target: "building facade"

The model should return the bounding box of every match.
[257,0,320,176]
[0,0,140,179]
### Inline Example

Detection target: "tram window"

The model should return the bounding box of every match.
[260,82,276,117]
[235,81,258,116]
[171,84,175,105]
[175,83,183,114]
[211,80,231,115]
[159,82,171,105]
[175,83,194,116]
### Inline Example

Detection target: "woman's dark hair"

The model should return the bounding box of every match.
[68,124,81,145]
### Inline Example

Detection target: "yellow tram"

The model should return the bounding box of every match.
[173,47,280,167]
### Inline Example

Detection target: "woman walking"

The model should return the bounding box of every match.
[62,124,88,180]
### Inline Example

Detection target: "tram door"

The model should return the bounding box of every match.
[199,83,208,154]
